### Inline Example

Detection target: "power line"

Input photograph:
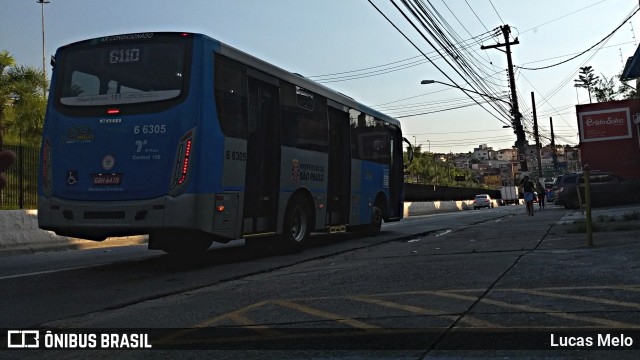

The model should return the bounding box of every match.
[465,0,490,32]
[366,0,512,126]
[397,0,513,123]
[519,0,608,35]
[518,6,640,71]
[488,0,505,24]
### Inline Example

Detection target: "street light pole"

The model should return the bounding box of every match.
[37,0,50,98]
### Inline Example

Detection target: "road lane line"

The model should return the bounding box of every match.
[422,290,640,328]
[157,300,271,344]
[226,313,284,336]
[435,285,640,293]
[506,288,640,310]
[0,264,115,280]
[349,295,499,328]
[272,299,380,329]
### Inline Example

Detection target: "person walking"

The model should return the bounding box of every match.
[520,175,535,216]
[536,180,546,210]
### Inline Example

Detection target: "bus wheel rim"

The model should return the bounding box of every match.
[290,206,307,242]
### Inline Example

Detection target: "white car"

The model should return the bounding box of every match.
[473,194,493,209]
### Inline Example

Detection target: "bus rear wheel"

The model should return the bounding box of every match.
[280,194,311,252]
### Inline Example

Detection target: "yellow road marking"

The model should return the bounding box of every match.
[349,296,499,328]
[448,284,640,293]
[273,299,380,329]
[506,288,640,310]
[421,290,640,328]
[156,300,271,344]
[159,284,640,344]
[226,313,284,336]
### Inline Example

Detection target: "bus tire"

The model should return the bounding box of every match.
[280,194,312,252]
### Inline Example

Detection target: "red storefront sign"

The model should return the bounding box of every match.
[579,108,632,142]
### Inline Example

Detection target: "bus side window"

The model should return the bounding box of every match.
[281,83,328,152]
[214,54,248,139]
[349,110,390,164]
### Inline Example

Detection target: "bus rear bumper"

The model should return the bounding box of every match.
[37,194,207,241]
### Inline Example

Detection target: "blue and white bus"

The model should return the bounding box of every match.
[38,32,411,254]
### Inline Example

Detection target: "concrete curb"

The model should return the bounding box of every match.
[0,209,147,254]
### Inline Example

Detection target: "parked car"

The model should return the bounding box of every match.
[554,171,640,209]
[545,182,556,202]
[473,194,494,209]
[551,174,575,204]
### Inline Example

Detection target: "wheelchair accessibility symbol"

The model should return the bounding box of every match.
[66,170,78,186]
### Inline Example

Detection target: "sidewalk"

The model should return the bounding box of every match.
[508,204,640,253]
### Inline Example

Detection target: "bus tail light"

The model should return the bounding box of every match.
[170,129,195,191]
[42,139,53,194]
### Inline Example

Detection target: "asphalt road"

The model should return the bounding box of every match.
[2,204,640,359]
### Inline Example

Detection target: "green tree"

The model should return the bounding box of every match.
[0,50,16,137]
[618,75,639,100]
[404,148,477,187]
[574,66,599,104]
[593,74,617,103]
[0,51,47,145]
[590,72,639,102]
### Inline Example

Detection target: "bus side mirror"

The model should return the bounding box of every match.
[50,55,56,69]
[403,137,413,167]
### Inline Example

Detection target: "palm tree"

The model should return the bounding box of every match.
[8,65,47,143]
[0,50,17,137]
[574,66,599,104]
[0,51,47,144]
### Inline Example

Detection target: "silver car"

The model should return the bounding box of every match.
[473,194,493,209]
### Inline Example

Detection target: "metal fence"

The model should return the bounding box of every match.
[1,144,39,210]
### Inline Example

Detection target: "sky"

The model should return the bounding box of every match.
[2,0,638,154]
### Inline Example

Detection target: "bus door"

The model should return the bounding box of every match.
[327,105,351,225]
[244,74,280,233]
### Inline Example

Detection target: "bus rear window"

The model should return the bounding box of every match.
[58,42,187,106]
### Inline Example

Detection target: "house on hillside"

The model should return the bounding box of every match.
[496,148,517,161]
[472,144,495,161]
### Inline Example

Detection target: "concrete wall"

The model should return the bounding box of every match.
[403,199,499,217]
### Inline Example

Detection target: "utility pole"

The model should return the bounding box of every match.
[550,117,558,171]
[481,25,528,172]
[531,92,543,179]
[38,0,50,98]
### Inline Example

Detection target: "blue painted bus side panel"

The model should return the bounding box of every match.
[189,35,225,195]
[351,160,390,225]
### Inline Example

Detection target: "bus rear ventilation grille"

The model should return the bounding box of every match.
[83,211,125,220]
